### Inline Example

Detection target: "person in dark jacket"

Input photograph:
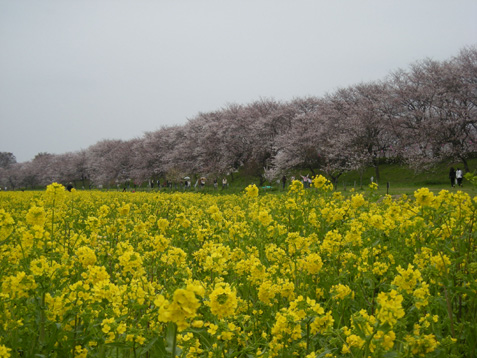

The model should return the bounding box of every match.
[449,167,456,187]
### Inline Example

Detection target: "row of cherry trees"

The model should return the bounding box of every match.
[1,47,476,189]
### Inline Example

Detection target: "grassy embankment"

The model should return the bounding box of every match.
[209,159,477,196]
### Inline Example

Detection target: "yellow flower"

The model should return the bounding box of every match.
[158,287,201,331]
[219,331,234,341]
[413,282,430,309]
[342,334,365,353]
[135,336,146,345]
[46,182,66,195]
[117,322,127,335]
[101,317,115,334]
[191,320,204,328]
[405,333,440,356]
[0,209,15,239]
[208,282,238,319]
[26,206,46,227]
[430,254,451,274]
[207,323,218,335]
[312,175,327,188]
[376,290,405,327]
[258,280,279,305]
[1,272,38,299]
[350,193,366,208]
[300,253,323,275]
[330,284,354,300]
[310,311,334,335]
[0,345,12,358]
[289,180,304,194]
[76,246,97,268]
[30,256,60,277]
[374,330,396,350]
[414,188,434,206]
[369,182,378,190]
[74,345,88,358]
[392,264,422,294]
[245,184,259,197]
[157,218,170,232]
[258,210,273,226]
[118,203,131,216]
[172,288,201,318]
[118,250,144,276]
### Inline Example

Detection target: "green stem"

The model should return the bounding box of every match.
[171,323,178,358]
[443,285,456,338]
[39,291,46,351]
[306,320,310,354]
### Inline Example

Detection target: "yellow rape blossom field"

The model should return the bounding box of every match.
[0,178,476,358]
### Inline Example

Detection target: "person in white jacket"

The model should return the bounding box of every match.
[456,168,463,187]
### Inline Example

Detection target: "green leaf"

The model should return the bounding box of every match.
[165,322,177,354]
[138,336,158,355]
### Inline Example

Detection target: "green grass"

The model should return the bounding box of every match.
[24,158,477,197]
[126,159,477,198]
[331,159,477,197]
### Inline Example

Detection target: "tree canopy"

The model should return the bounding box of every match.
[2,47,476,189]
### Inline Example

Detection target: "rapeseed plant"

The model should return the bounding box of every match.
[0,182,475,357]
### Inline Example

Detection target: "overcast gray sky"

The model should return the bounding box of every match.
[1,0,476,163]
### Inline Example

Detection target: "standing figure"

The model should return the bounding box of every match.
[281,175,287,190]
[449,167,456,187]
[456,168,463,187]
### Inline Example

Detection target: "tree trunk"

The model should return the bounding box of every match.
[374,164,380,183]
[461,157,470,173]
[372,157,380,182]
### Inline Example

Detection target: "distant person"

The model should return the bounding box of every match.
[456,168,463,187]
[66,183,73,192]
[213,178,218,189]
[449,167,456,187]
[281,175,287,189]
[301,174,310,188]
[222,178,227,189]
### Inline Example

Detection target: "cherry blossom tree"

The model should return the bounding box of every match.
[69,150,90,188]
[389,48,477,171]
[0,152,19,189]
[0,152,16,169]
[131,126,184,186]
[86,139,136,187]
[4,47,476,185]
[326,82,397,181]
[240,98,295,184]
[0,163,22,190]
[160,124,199,182]
[214,103,255,180]
[270,97,326,178]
